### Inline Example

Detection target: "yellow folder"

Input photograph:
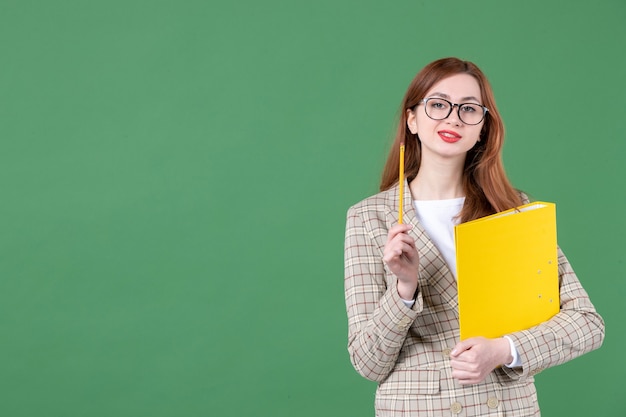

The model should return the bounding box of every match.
[454,202,559,340]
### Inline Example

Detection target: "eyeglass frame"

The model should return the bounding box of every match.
[416,97,489,125]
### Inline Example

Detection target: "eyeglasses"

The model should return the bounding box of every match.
[418,97,489,125]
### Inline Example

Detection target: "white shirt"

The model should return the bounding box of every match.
[413,197,465,278]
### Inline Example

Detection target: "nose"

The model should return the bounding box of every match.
[445,104,462,125]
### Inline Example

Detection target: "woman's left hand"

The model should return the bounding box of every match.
[449,337,512,385]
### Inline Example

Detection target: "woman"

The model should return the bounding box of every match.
[344,57,604,416]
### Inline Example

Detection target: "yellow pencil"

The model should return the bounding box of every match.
[398,142,405,224]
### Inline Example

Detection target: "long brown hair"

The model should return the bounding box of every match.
[380,57,521,222]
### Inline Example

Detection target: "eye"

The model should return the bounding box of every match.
[460,104,480,113]
[429,99,449,110]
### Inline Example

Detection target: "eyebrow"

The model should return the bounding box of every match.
[430,92,482,103]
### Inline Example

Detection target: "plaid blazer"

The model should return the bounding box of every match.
[344,182,605,416]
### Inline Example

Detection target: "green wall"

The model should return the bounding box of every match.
[1,1,623,415]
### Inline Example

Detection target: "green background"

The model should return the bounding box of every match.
[1,1,623,415]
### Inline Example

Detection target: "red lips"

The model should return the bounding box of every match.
[438,130,462,143]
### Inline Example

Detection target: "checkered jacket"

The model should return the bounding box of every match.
[344,182,605,416]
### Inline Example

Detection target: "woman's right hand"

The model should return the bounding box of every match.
[382,224,420,299]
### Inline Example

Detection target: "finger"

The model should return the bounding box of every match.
[455,377,479,386]
[383,242,414,262]
[386,233,416,254]
[450,357,479,372]
[451,365,484,385]
[401,245,419,262]
[395,233,416,250]
[382,248,401,263]
[451,368,475,384]
[387,224,413,241]
[385,226,415,254]
[451,337,482,357]
[394,241,418,257]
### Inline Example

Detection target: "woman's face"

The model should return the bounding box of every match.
[407,73,485,166]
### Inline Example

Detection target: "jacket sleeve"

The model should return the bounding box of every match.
[502,247,605,380]
[344,205,422,383]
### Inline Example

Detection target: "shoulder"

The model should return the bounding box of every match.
[345,187,397,244]
[347,186,396,217]
[517,190,531,204]
[345,186,398,237]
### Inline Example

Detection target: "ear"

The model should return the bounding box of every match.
[406,108,418,134]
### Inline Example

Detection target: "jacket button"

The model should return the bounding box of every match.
[442,348,452,357]
[450,402,462,414]
[487,397,499,409]
[397,317,411,330]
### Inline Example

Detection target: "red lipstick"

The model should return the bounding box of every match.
[438,130,462,143]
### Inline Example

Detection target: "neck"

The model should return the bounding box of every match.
[410,157,465,200]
